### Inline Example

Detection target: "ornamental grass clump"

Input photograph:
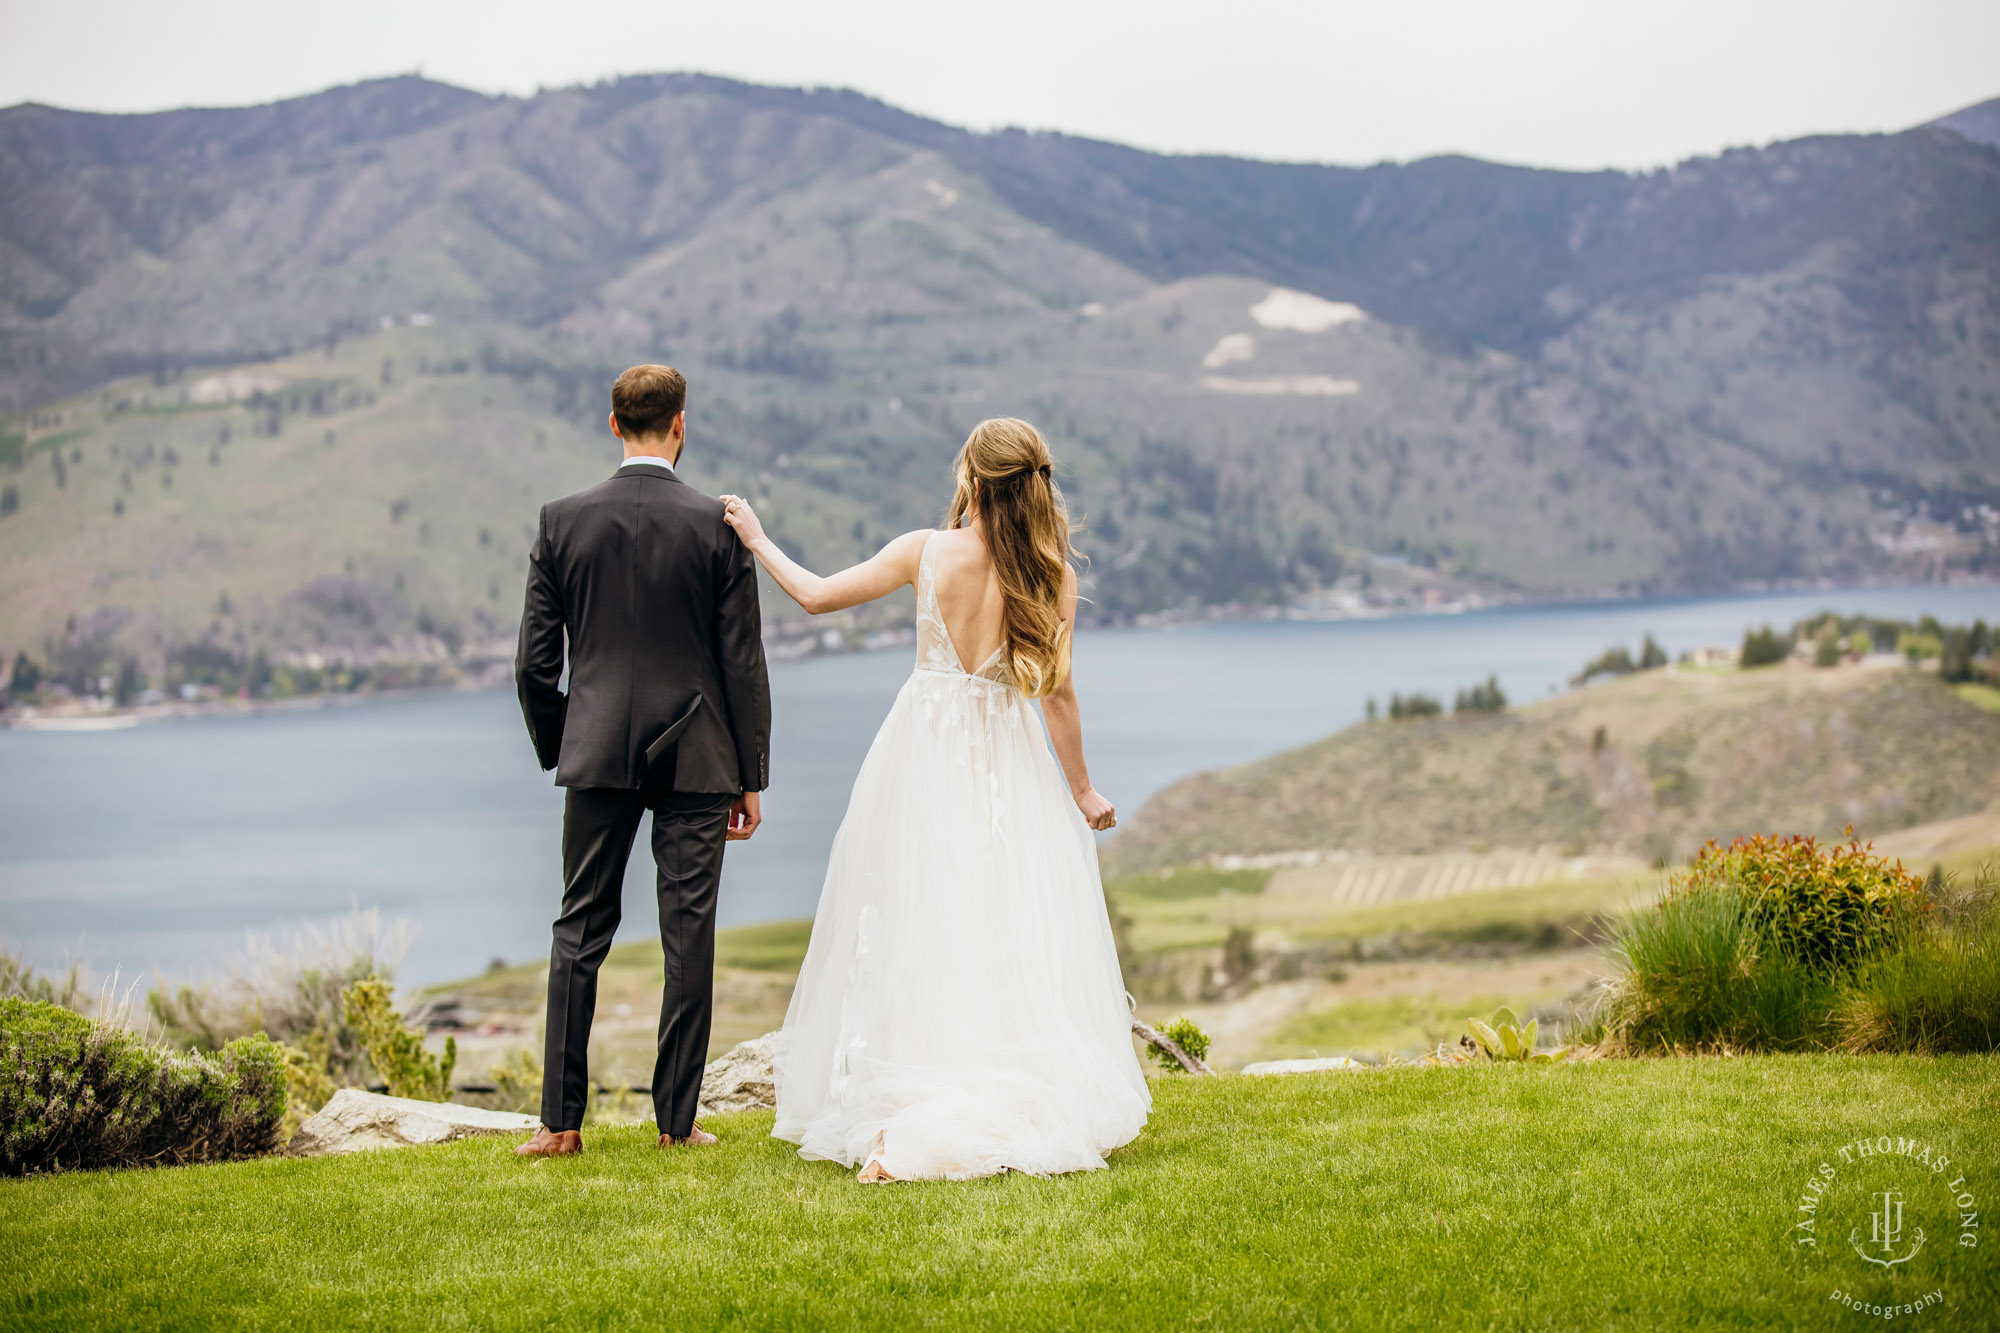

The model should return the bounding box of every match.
[0,997,286,1175]
[1606,833,1931,1054]
[1837,864,2000,1055]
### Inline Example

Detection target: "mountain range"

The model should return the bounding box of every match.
[1,77,1997,676]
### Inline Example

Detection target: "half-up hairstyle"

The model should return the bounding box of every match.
[942,418,1080,698]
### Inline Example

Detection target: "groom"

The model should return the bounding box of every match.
[513,364,771,1157]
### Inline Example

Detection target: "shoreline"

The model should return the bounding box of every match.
[6,575,1993,732]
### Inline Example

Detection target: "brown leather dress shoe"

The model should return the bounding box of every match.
[660,1123,718,1147]
[515,1127,583,1158]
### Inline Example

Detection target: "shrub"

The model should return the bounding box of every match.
[1,944,85,1010]
[1575,645,1636,685]
[1145,1016,1212,1074]
[1898,631,1941,663]
[1668,833,1926,973]
[1387,692,1442,720]
[489,1048,544,1116]
[1939,628,1981,683]
[1836,866,2000,1054]
[0,999,286,1175]
[147,908,410,1087]
[1739,625,1793,668]
[278,1040,336,1141]
[1606,840,1970,1055]
[343,977,455,1101]
[1606,881,1837,1053]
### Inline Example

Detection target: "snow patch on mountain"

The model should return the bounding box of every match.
[1249,289,1367,332]
[1202,333,1255,368]
[1202,375,1359,397]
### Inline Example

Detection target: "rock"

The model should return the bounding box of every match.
[698,1031,777,1116]
[289,1088,540,1157]
[1238,1056,1368,1076]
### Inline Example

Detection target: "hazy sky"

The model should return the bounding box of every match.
[2,0,1995,170]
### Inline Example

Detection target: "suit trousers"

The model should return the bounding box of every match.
[540,786,735,1136]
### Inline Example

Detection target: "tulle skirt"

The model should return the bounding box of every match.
[771,669,1151,1180]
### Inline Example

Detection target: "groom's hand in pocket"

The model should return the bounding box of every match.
[727,790,762,841]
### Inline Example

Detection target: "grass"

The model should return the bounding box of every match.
[1263,993,1521,1059]
[425,920,812,1084]
[1104,867,1272,903]
[4,1058,1996,1330]
[1111,869,1654,956]
[1956,681,2000,713]
[1289,873,1655,949]
[712,919,815,972]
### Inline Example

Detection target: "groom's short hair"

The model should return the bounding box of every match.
[611,365,687,439]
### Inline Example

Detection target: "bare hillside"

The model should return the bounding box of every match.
[1106,666,2000,871]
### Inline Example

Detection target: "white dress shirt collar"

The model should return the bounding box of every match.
[619,454,676,475]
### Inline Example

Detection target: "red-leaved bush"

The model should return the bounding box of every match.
[1665,831,1926,972]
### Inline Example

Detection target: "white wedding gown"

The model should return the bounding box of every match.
[771,534,1151,1179]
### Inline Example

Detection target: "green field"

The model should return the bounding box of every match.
[5,1057,1994,1330]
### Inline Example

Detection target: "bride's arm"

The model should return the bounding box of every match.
[721,495,927,614]
[1039,566,1117,832]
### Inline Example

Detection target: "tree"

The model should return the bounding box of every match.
[1939,628,1976,683]
[1638,634,1668,670]
[113,658,143,707]
[1740,624,1792,668]
[1388,692,1442,720]
[1454,675,1507,714]
[1574,645,1636,685]
[7,651,40,696]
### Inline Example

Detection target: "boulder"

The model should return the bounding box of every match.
[1238,1056,1368,1076]
[289,1088,540,1157]
[698,1031,777,1116]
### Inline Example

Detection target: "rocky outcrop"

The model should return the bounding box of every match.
[289,1089,540,1156]
[698,1032,777,1116]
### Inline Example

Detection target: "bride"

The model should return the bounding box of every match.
[720,417,1150,1182]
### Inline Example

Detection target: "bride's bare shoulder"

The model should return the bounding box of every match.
[874,528,934,574]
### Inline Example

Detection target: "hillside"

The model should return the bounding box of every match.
[1106,664,2000,872]
[1,76,1998,675]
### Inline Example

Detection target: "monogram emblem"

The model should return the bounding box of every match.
[1848,1189,1926,1268]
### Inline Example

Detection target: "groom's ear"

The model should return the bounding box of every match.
[608,411,625,443]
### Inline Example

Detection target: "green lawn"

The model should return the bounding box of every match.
[6,1057,1996,1330]
[1956,682,2000,714]
[1264,992,1527,1058]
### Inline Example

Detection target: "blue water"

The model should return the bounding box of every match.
[2,582,1993,985]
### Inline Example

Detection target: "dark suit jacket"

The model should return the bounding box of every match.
[515,463,770,794]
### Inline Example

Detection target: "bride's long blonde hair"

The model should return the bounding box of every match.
[943,418,1080,698]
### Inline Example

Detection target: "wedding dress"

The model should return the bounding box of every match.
[771,534,1151,1179]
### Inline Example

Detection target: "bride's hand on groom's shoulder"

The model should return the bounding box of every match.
[719,493,765,546]
[1075,788,1116,832]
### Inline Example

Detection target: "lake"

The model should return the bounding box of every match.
[2,583,1994,986]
